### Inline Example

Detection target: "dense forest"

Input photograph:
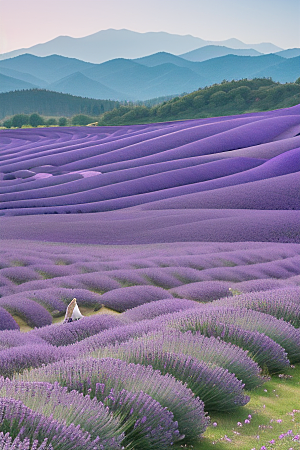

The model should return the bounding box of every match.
[0,89,119,120]
[98,78,300,125]
[1,78,300,127]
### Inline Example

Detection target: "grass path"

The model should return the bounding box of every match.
[183,365,300,450]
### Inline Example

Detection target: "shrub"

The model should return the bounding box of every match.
[58,117,68,126]
[29,113,45,127]
[98,340,250,411]
[11,114,29,128]
[19,357,209,441]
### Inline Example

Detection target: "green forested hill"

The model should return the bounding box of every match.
[1,79,300,126]
[98,78,300,125]
[0,89,119,120]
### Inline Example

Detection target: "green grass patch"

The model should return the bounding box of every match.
[178,365,300,449]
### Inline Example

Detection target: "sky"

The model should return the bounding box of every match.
[1,0,299,54]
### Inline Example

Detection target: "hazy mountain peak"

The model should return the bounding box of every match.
[0,29,282,64]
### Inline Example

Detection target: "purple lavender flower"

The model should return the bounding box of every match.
[19,357,209,441]
[96,337,250,411]
[0,307,19,331]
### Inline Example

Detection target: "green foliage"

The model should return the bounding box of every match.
[98,78,300,126]
[72,114,97,126]
[3,119,12,128]
[29,113,45,127]
[1,79,299,128]
[0,89,119,120]
[58,117,67,126]
[11,114,29,128]
[46,118,57,126]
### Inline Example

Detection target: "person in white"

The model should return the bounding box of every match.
[63,298,83,323]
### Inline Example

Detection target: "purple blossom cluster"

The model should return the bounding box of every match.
[30,314,123,346]
[121,298,200,322]
[99,339,250,411]
[0,307,19,331]
[20,357,209,441]
[98,285,172,312]
[0,379,123,448]
[168,306,300,363]
[0,397,114,450]
[212,287,300,327]
[119,329,263,390]
[0,432,50,450]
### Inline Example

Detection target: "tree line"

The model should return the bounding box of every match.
[0,89,119,121]
[1,78,300,128]
[97,78,300,125]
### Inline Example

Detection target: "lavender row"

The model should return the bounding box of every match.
[30,314,123,347]
[19,357,209,441]
[107,329,263,390]
[0,397,111,450]
[168,306,300,363]
[0,379,123,448]
[212,286,300,323]
[98,339,250,411]
[0,307,19,331]
[176,319,290,373]
[121,298,200,322]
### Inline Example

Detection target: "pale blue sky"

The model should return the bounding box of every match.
[1,0,299,53]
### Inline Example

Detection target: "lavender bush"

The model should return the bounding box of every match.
[0,379,123,448]
[212,289,300,327]
[170,306,300,363]
[129,329,263,389]
[0,308,19,331]
[30,314,123,347]
[97,340,250,411]
[0,432,50,450]
[19,357,209,441]
[0,297,52,328]
[121,298,200,322]
[180,319,290,373]
[98,285,172,312]
[0,397,112,450]
[0,344,68,378]
[102,388,182,449]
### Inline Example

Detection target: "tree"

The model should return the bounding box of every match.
[58,117,67,126]
[3,119,12,128]
[29,113,45,127]
[72,115,94,126]
[46,118,57,126]
[12,114,29,128]
[209,91,228,107]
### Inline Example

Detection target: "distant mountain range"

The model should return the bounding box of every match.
[0,29,285,63]
[0,50,299,101]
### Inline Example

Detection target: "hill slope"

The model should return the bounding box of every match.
[0,104,299,246]
[0,53,298,100]
[0,89,119,120]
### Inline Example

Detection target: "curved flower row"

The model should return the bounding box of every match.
[98,339,250,411]
[18,357,209,441]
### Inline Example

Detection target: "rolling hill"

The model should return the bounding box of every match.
[0,52,299,101]
[0,104,299,246]
[180,45,262,62]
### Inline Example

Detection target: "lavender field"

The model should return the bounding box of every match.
[0,106,300,449]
